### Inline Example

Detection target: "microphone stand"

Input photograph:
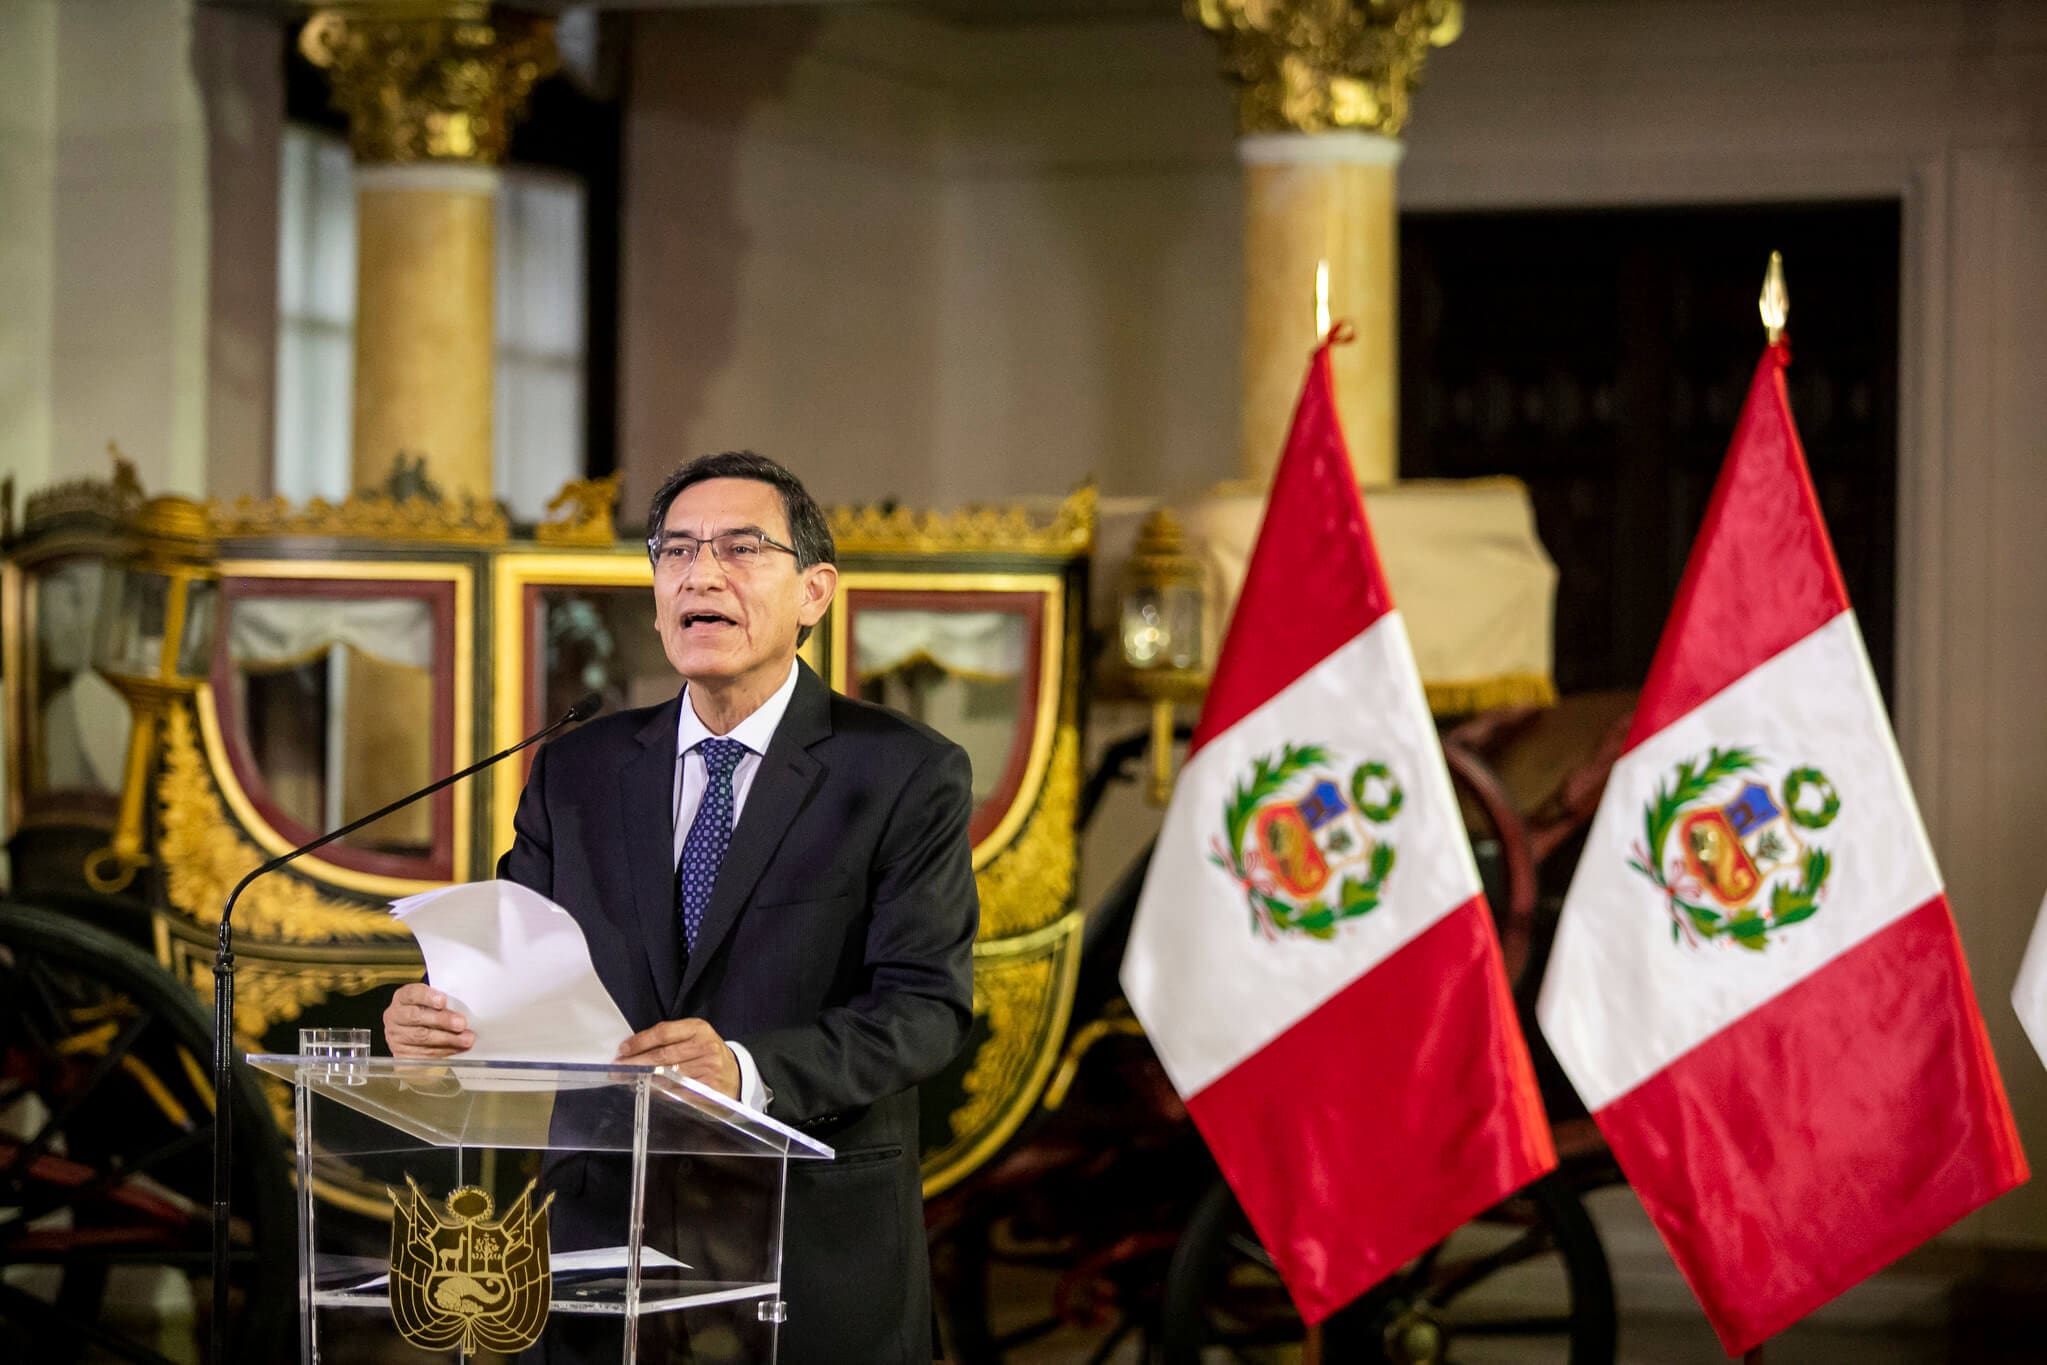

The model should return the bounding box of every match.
[208,692,600,1359]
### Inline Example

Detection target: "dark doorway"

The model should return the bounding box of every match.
[1399,202,1901,701]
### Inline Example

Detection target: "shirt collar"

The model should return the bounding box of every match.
[675,658,801,760]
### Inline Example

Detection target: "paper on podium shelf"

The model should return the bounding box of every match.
[391,880,633,1064]
[345,1245,691,1292]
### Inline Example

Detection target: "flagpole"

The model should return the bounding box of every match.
[1759,249,1788,343]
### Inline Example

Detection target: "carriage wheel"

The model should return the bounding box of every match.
[1158,1172,1615,1364]
[0,902,295,1362]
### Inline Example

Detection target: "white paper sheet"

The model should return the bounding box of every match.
[348,1244,690,1291]
[391,880,633,1064]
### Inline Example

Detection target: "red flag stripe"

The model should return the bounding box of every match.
[1183,898,1557,1323]
[1625,344,1851,751]
[1594,894,2027,1355]
[1190,337,1392,756]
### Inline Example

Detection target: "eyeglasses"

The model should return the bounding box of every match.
[645,529,800,573]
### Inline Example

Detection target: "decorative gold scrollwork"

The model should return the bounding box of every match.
[206,490,509,545]
[179,952,409,1041]
[1188,0,1464,135]
[829,484,1096,557]
[952,953,1056,1143]
[156,703,414,943]
[299,5,559,166]
[922,915,1083,1197]
[973,726,1080,939]
[21,446,146,532]
[535,475,622,546]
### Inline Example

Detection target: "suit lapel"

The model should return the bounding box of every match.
[675,663,833,1009]
[621,696,685,1016]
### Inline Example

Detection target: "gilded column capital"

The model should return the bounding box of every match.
[299,3,558,165]
[1188,0,1463,136]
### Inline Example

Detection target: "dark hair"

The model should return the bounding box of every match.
[645,451,836,643]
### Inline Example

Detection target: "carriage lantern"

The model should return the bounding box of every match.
[1114,508,1209,804]
[86,494,220,893]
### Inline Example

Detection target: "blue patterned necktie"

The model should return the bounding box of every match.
[677,738,748,954]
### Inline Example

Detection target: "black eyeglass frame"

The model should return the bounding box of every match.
[644,529,801,569]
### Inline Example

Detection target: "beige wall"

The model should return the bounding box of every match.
[621,12,946,508]
[618,10,1238,511]
[0,0,59,499]
[0,0,276,504]
[48,0,210,495]
[618,0,2047,1247]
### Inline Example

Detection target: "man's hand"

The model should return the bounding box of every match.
[383,983,474,1059]
[615,1017,741,1099]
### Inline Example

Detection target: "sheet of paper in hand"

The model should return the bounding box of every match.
[390,880,633,1064]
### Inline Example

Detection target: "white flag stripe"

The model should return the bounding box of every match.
[1122,612,1484,1099]
[1538,611,1942,1111]
[2015,893,2047,1070]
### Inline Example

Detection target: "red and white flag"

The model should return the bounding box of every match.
[1537,341,2028,1354]
[1121,333,1556,1323]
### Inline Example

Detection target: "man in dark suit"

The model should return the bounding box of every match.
[383,451,979,1362]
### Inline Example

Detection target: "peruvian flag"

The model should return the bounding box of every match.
[1536,341,2028,1354]
[1121,331,1556,1322]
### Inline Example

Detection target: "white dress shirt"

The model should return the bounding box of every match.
[669,658,801,1113]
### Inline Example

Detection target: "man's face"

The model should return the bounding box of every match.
[653,477,835,693]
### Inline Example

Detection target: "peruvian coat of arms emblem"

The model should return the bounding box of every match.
[1210,743,1402,941]
[387,1177,557,1354]
[1628,746,1842,950]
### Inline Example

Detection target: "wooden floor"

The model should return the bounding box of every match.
[64,1186,2047,1363]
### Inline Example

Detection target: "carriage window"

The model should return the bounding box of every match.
[527,584,670,725]
[849,605,1033,820]
[27,558,131,798]
[215,580,456,879]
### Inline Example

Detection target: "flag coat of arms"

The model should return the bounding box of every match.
[1121,332,1555,1324]
[1536,341,2027,1354]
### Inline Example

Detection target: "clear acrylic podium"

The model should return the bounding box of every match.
[248,1053,834,1363]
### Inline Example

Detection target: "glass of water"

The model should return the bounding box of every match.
[299,1027,371,1085]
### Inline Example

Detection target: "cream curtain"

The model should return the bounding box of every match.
[227,598,434,672]
[853,609,1027,682]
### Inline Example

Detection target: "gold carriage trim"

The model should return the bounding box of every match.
[21,449,146,532]
[1423,671,1558,719]
[156,702,414,943]
[828,484,1096,557]
[180,951,410,1042]
[207,491,509,545]
[972,726,1080,940]
[922,912,1083,1199]
[534,475,622,546]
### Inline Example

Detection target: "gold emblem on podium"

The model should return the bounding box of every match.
[387,1177,557,1354]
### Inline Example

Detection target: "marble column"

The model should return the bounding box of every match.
[1190,0,1463,485]
[299,3,556,503]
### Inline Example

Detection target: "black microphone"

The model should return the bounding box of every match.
[208,690,602,1357]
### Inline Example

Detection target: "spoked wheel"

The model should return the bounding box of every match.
[0,902,295,1363]
[1158,1172,1615,1365]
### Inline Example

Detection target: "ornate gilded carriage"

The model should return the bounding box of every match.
[2,459,1095,1212]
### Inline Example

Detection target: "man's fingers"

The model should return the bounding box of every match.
[616,1038,718,1067]
[391,983,447,1010]
[392,1004,468,1033]
[615,1018,714,1061]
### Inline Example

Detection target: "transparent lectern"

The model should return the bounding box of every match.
[248,1054,834,1363]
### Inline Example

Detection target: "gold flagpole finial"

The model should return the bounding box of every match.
[1759,250,1788,345]
[1315,258,1331,339]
